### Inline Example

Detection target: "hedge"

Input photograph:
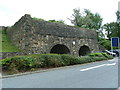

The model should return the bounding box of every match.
[0,53,113,74]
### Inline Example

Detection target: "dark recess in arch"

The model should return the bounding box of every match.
[50,44,70,54]
[79,45,91,56]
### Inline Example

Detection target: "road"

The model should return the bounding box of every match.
[2,57,119,88]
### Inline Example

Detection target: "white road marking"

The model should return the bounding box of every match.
[106,63,116,66]
[80,63,116,72]
[108,59,116,62]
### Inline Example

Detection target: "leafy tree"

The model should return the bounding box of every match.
[99,38,111,50]
[116,10,120,22]
[101,11,120,50]
[69,8,103,30]
[103,22,120,40]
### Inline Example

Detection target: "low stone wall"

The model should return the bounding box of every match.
[1,52,35,59]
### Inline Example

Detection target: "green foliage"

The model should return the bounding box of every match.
[32,17,45,21]
[40,54,62,67]
[0,30,20,52]
[88,52,109,61]
[91,57,107,61]
[32,17,65,24]
[116,10,120,21]
[61,54,79,65]
[89,53,103,57]
[103,22,120,40]
[78,56,92,63]
[48,20,65,24]
[1,53,113,74]
[98,38,111,50]
[69,8,103,30]
[101,53,109,58]
[89,52,113,59]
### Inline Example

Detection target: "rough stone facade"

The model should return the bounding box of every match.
[8,14,99,56]
[1,52,29,59]
[0,26,4,30]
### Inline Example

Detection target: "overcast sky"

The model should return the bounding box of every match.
[0,0,119,26]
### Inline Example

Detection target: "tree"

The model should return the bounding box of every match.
[103,22,120,41]
[69,8,103,30]
[97,26,105,40]
[100,11,120,50]
[99,38,111,50]
[103,11,120,40]
[116,10,120,22]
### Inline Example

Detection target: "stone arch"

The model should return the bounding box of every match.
[79,45,91,56]
[50,44,70,54]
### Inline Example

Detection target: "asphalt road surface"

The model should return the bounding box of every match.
[2,57,119,88]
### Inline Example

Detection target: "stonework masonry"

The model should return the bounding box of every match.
[7,14,100,56]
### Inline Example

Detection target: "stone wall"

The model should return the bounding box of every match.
[1,52,33,59]
[7,14,100,57]
[0,26,4,30]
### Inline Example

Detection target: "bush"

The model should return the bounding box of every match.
[40,54,62,67]
[1,55,43,72]
[78,56,92,64]
[60,54,80,65]
[1,53,113,74]
[89,53,104,57]
[89,52,114,61]
[91,57,107,61]
[101,53,109,58]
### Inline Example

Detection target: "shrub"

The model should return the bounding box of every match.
[1,55,43,72]
[91,57,107,61]
[60,54,80,65]
[89,53,104,57]
[32,17,45,21]
[40,54,62,68]
[101,53,109,58]
[1,53,113,74]
[78,56,91,64]
[89,52,113,60]
[48,20,65,24]
[107,55,113,59]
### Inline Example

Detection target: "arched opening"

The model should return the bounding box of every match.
[50,44,70,54]
[79,45,91,56]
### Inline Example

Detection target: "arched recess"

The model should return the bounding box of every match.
[50,44,70,54]
[79,45,91,56]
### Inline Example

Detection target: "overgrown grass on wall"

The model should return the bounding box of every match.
[1,53,113,74]
[0,30,20,52]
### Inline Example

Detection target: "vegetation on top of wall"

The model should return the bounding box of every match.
[0,30,21,52]
[48,20,65,24]
[32,17,65,24]
[32,17,45,21]
[1,53,113,75]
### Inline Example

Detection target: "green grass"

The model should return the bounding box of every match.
[0,30,21,52]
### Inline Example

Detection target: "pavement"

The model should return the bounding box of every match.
[1,57,119,88]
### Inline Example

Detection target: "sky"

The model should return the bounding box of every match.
[0,0,119,26]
